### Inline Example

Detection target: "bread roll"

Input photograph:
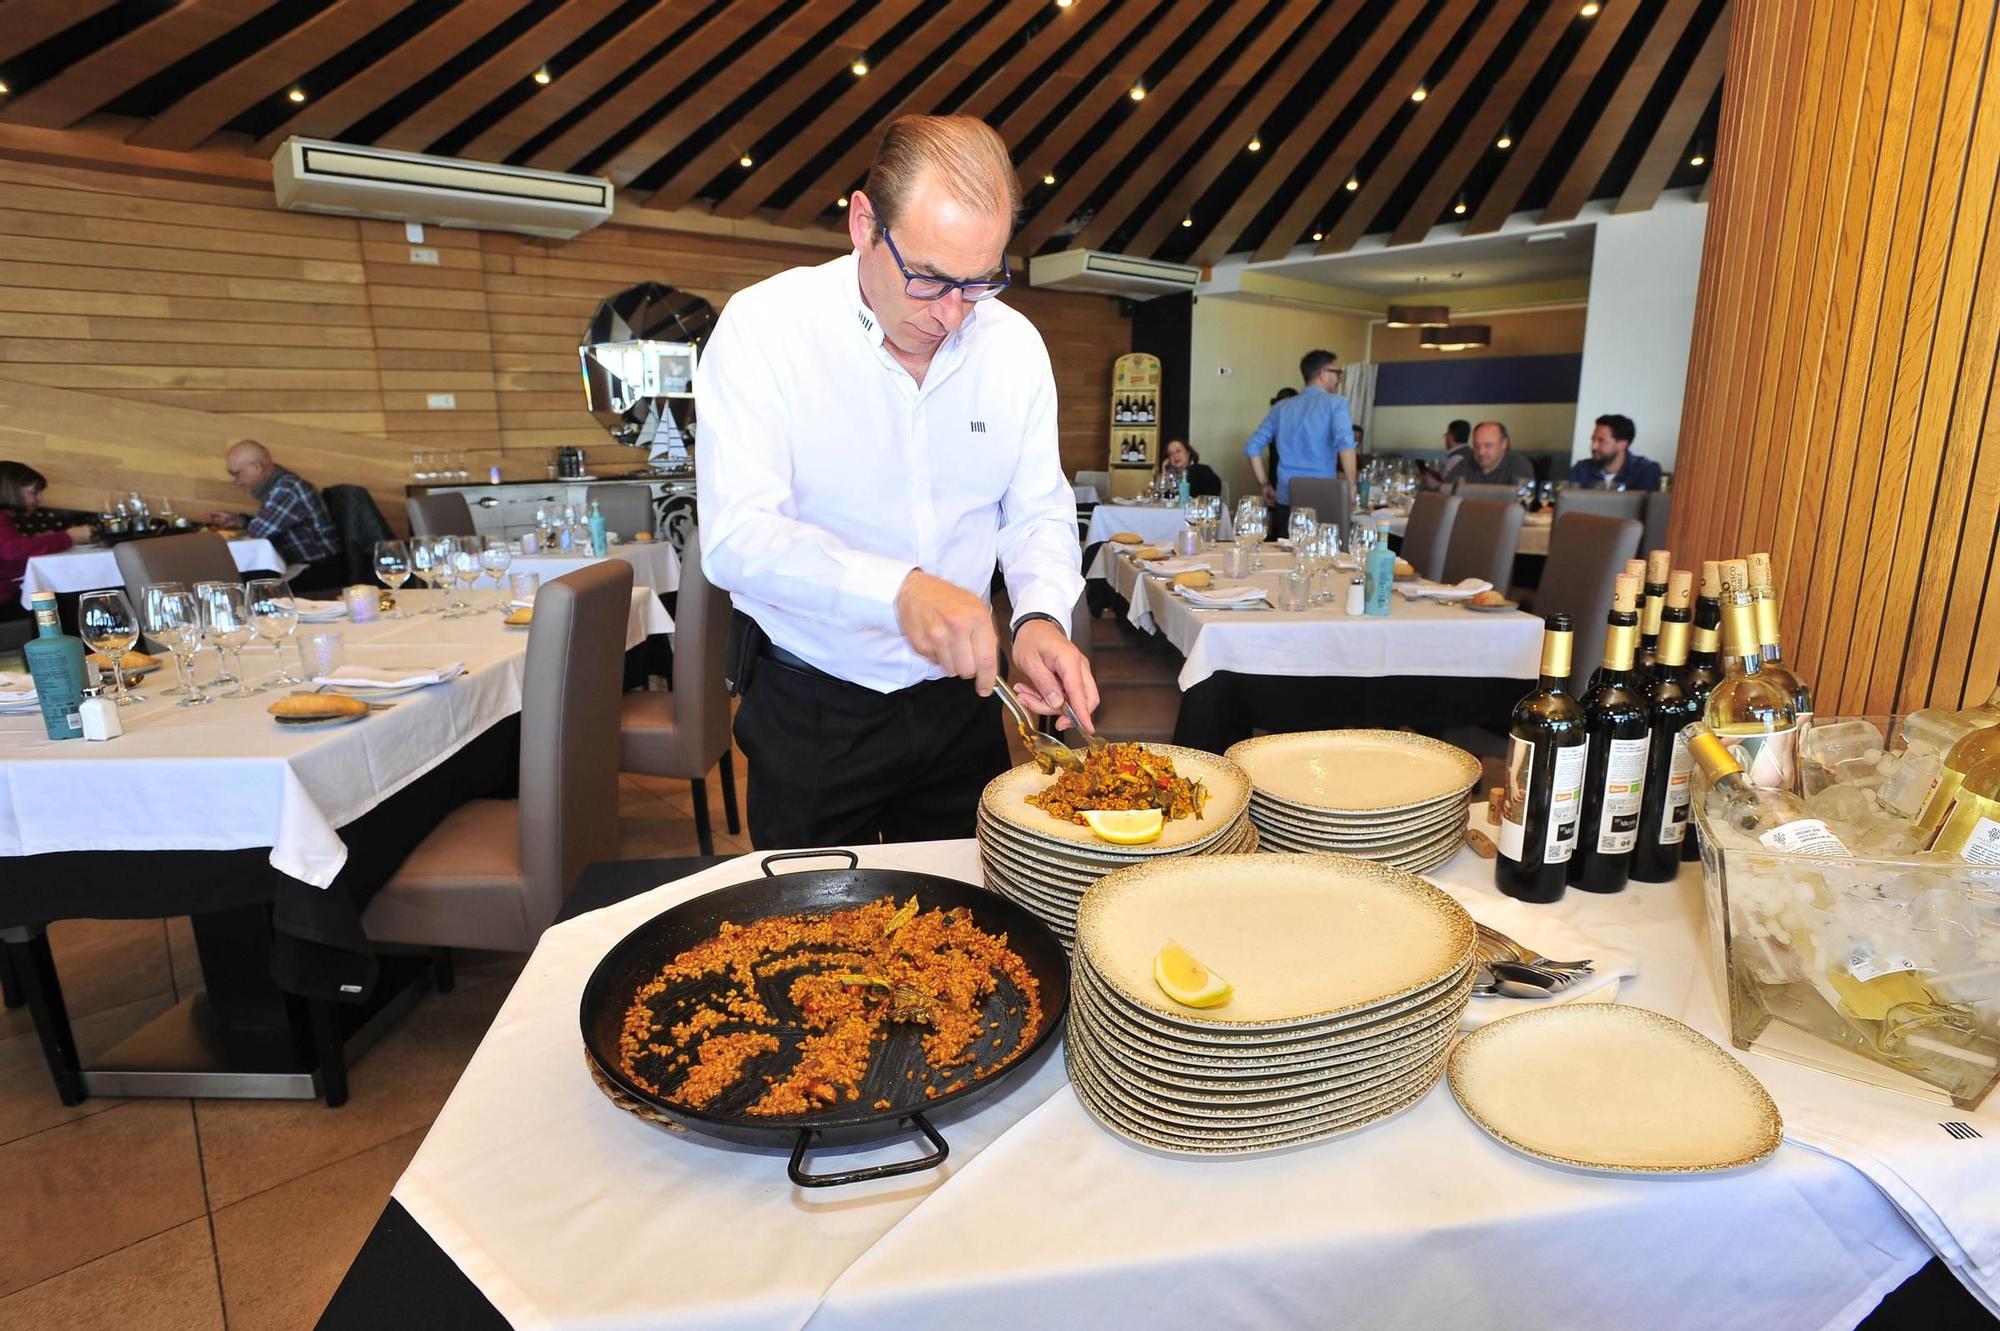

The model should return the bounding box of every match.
[1171,569,1213,589]
[269,693,368,720]
[503,607,534,626]
[1109,531,1143,544]
[87,649,156,670]
[1132,545,1168,560]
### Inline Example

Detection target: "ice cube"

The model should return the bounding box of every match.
[1880,750,1943,817]
[1806,782,1880,828]
[1801,719,1887,768]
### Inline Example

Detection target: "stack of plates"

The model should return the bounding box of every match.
[1227,730,1480,873]
[976,744,1252,947]
[1067,854,1477,1155]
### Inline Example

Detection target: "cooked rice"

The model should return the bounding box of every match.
[1024,742,1208,825]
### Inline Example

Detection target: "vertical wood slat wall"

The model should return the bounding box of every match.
[1671,0,2000,713]
[0,154,1129,524]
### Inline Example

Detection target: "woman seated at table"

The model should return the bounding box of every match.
[0,462,94,621]
[1158,440,1222,498]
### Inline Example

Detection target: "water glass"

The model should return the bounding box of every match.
[299,630,345,682]
[1175,527,1200,558]
[508,571,540,604]
[247,577,303,684]
[79,590,144,706]
[1225,541,1253,579]
[1282,567,1310,613]
[148,589,212,708]
[374,540,413,618]
[481,538,514,612]
[197,582,261,697]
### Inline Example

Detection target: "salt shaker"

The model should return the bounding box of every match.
[79,687,122,741]
[1345,574,1365,616]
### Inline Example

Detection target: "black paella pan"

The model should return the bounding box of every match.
[579,850,1070,1187]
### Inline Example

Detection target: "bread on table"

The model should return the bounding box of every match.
[1132,545,1168,560]
[1469,589,1511,607]
[87,649,156,670]
[1109,531,1143,544]
[503,607,534,626]
[1171,569,1213,590]
[268,694,369,721]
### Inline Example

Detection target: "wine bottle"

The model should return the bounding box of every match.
[1680,567,1723,861]
[21,591,86,741]
[1747,552,1812,724]
[1915,713,2000,840]
[1632,570,1701,881]
[1634,548,1671,684]
[1704,558,1798,791]
[1569,574,1650,892]
[1495,613,1590,904]
[1586,564,1645,695]
[1902,684,2000,756]
[1684,721,1851,855]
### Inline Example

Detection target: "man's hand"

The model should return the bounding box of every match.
[208,510,243,529]
[62,525,95,545]
[1261,482,1276,504]
[895,569,1000,694]
[1011,619,1100,733]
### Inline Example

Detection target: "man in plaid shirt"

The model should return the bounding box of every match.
[210,440,344,591]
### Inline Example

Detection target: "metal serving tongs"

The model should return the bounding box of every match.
[995,682,1084,774]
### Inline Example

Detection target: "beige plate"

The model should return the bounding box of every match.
[1448,1005,1784,1176]
[1070,1062,1437,1157]
[1249,811,1465,856]
[1253,820,1466,872]
[1460,599,1521,613]
[1246,791,1467,834]
[1227,730,1480,815]
[978,808,1254,881]
[981,745,1250,852]
[1077,853,1475,1030]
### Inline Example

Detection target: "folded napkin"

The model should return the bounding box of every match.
[1178,584,1272,608]
[0,671,37,704]
[1137,557,1212,575]
[311,662,464,689]
[1110,496,1143,505]
[1397,577,1493,602]
[293,597,348,622]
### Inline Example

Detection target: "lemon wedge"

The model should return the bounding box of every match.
[1082,808,1164,845]
[1154,940,1232,1009]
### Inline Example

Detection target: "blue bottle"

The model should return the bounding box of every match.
[1364,519,1395,616]
[587,500,608,557]
[22,591,86,740]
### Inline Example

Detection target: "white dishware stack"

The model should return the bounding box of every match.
[1227,730,1480,873]
[1066,854,1477,1155]
[975,744,1254,948]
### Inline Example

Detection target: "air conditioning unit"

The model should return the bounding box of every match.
[270,137,613,239]
[1029,249,1200,299]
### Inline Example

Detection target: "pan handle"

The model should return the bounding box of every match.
[760,849,860,877]
[787,1113,948,1188]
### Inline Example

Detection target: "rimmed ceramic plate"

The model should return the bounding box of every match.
[981,745,1250,852]
[1249,811,1464,855]
[317,680,442,700]
[1227,731,1480,815]
[1245,792,1467,833]
[978,808,1254,878]
[1460,599,1521,613]
[1075,853,1475,1031]
[1448,1005,1783,1176]
[1252,820,1466,871]
[272,710,368,730]
[1073,1013,1457,1107]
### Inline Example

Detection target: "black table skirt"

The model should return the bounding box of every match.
[1171,670,1524,754]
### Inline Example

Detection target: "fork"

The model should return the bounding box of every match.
[1476,922,1593,974]
[1473,960,1585,999]
[995,684,1083,773]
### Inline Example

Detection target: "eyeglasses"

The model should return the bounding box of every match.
[879,225,1010,302]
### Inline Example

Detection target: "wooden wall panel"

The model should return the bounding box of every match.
[1670,0,2000,713]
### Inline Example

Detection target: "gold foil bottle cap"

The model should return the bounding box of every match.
[1666,570,1694,609]
[1748,551,1774,594]
[1701,560,1722,598]
[1612,573,1641,613]
[1625,559,1647,582]
[1720,559,1751,597]
[1646,549,1672,584]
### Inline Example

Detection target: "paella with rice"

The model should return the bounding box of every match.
[1025,742,1209,826]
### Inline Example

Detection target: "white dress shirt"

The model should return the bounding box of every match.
[696,251,1083,693]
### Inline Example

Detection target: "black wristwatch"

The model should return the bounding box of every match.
[1010,611,1066,637]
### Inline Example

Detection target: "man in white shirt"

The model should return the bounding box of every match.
[698,115,1095,847]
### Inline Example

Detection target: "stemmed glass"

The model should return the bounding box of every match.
[247,578,303,684]
[1288,506,1318,547]
[450,538,483,615]
[409,538,443,613]
[194,580,240,689]
[148,589,212,707]
[480,537,513,612]
[429,536,462,616]
[142,581,190,694]
[198,582,261,697]
[79,590,144,706]
[374,540,413,618]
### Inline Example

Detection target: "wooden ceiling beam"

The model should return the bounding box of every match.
[952,0,1109,121]
[1386,0,1574,247]
[0,0,119,66]
[1,0,282,132]
[1538,0,1704,225]
[124,0,407,152]
[643,0,926,212]
[1461,0,1643,236]
[1188,5,1410,267]
[1314,0,1531,256]
[1251,0,1483,263]
[1013,0,1265,253]
[994,0,1173,148]
[371,0,624,154]
[770,0,1049,231]
[1617,4,1732,214]
[249,0,531,158]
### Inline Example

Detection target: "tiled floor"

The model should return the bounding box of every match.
[0,628,1183,1330]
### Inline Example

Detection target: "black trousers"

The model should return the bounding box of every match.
[733,659,1010,849]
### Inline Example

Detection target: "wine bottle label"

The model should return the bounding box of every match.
[1846,941,1919,984]
[1756,817,1850,856]
[1691,624,1719,653]
[1550,740,1587,861]
[1595,735,1650,852]
[1658,732,1693,844]
[1723,725,1799,793]
[1498,735,1531,862]
[1961,815,2000,865]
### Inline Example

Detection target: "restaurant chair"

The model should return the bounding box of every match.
[1440,498,1523,593]
[1073,469,1111,498]
[115,531,243,648]
[618,527,740,855]
[1532,511,1643,696]
[586,485,655,541]
[1554,489,1647,524]
[322,484,396,584]
[1285,476,1351,546]
[1641,490,1672,556]
[1399,493,1461,581]
[360,560,632,954]
[1454,482,1526,504]
[1070,593,1180,743]
[406,493,477,538]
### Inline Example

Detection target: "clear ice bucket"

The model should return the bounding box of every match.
[1692,714,2000,1108]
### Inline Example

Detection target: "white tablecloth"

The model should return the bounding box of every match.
[1386,509,1553,558]
[1093,545,1542,690]
[1085,503,1231,548]
[512,541,680,596]
[0,588,658,887]
[390,837,1977,1331]
[19,536,285,597]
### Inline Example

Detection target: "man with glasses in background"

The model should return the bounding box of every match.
[698,115,1094,848]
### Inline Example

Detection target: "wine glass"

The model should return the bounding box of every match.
[480,537,513,612]
[198,582,260,697]
[374,540,413,618]
[79,590,144,706]
[450,538,483,614]
[194,579,239,688]
[430,536,461,616]
[148,589,211,708]
[142,581,190,694]
[408,537,442,613]
[247,578,302,684]
[1288,506,1318,547]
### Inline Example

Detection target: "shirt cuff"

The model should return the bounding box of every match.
[1007,581,1079,633]
[839,551,918,632]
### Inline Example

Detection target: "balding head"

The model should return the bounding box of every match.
[226,440,274,493]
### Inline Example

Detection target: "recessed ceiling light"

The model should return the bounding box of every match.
[1181,216,1193,228]
[1056,0,1073,7]
[1580,1,1601,15]
[851,59,869,76]
[837,196,848,207]
[532,65,551,85]
[1453,197,1467,215]
[739,154,754,168]
[1411,87,1427,103]
[1311,231,1324,242]
[1247,136,1261,152]
[1496,129,1513,150]
[1129,86,1146,101]
[0,80,10,95]
[1042,172,1056,185]
[1345,176,1359,191]
[287,87,306,103]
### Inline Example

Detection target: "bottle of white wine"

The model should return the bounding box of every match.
[1495,613,1590,904]
[1704,558,1799,791]
[1570,573,1650,893]
[1684,721,1850,855]
[1747,552,1812,724]
[1634,548,1671,684]
[1632,570,1700,881]
[1911,698,2000,840]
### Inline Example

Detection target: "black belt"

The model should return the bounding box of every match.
[763,640,838,680]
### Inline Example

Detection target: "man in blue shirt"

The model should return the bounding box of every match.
[1568,413,1663,491]
[1243,350,1359,523]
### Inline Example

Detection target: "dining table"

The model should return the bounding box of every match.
[0,584,669,1106]
[1385,506,1555,558]
[18,533,285,597]
[319,835,1999,1331]
[1083,500,1231,549]
[509,539,680,598]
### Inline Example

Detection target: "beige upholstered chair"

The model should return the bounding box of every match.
[406,493,477,538]
[619,527,739,855]
[1455,481,1527,503]
[1533,511,1643,695]
[1440,498,1523,592]
[1641,490,1672,556]
[1555,489,1647,524]
[361,560,632,952]
[116,533,246,651]
[1284,475,1352,547]
[585,485,655,541]
[1398,493,1460,581]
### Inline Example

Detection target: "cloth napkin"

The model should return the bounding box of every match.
[1137,557,1211,575]
[0,671,37,703]
[1454,895,1642,1030]
[1397,577,1492,602]
[1177,584,1272,609]
[293,598,348,622]
[311,662,464,689]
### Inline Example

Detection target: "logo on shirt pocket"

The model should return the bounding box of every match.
[969,421,986,433]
